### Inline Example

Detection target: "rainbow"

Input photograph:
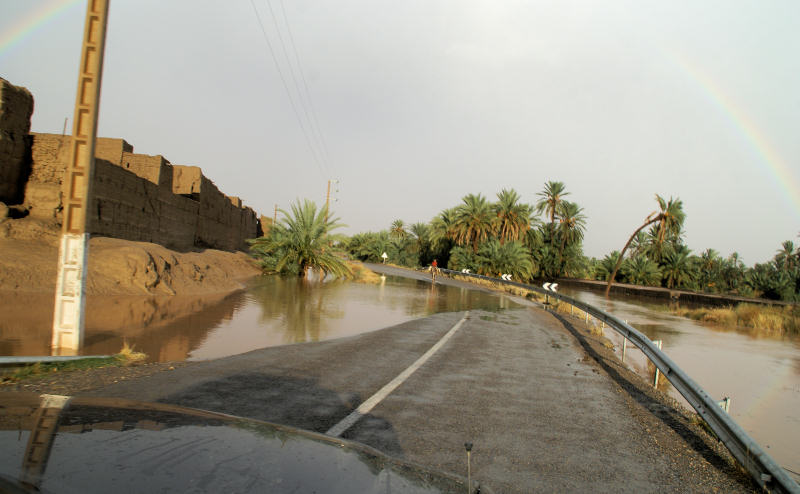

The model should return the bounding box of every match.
[670,52,800,219]
[0,0,83,58]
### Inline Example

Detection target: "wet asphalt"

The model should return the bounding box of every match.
[86,266,755,493]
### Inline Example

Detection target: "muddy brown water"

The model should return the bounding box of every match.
[1,275,517,363]
[559,287,800,480]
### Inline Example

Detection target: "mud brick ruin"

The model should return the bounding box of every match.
[0,77,261,251]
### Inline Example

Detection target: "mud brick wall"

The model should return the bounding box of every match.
[15,132,259,251]
[1,76,260,250]
[91,159,197,248]
[173,165,259,250]
[0,78,34,204]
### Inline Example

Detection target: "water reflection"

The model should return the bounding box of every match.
[559,287,800,476]
[1,275,516,365]
[187,276,517,360]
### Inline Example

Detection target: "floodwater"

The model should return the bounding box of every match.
[0,275,517,363]
[559,287,800,479]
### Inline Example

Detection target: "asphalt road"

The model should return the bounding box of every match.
[83,266,755,493]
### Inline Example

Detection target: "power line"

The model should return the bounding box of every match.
[277,0,333,174]
[248,0,326,179]
[265,0,330,178]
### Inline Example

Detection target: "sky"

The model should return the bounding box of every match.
[2,0,799,265]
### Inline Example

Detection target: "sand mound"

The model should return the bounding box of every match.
[0,217,260,296]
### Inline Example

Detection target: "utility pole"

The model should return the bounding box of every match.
[51,0,110,354]
[273,204,277,224]
[325,179,338,221]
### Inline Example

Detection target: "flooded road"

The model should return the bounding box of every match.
[1,275,516,363]
[559,287,800,479]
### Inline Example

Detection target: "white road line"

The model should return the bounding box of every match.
[326,311,470,437]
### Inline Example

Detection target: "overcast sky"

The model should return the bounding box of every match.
[2,0,799,265]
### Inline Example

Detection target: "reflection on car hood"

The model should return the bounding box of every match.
[0,393,473,493]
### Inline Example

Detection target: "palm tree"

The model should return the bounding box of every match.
[629,231,650,258]
[621,255,662,286]
[605,195,685,296]
[475,239,534,280]
[249,199,351,278]
[535,181,569,225]
[776,240,797,272]
[390,219,407,239]
[594,251,622,282]
[452,193,496,253]
[698,248,721,291]
[555,200,587,272]
[430,207,457,251]
[493,188,532,244]
[662,246,695,289]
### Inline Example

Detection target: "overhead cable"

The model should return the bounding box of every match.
[248,0,327,179]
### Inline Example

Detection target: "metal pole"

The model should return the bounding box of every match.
[622,338,627,363]
[465,442,473,494]
[326,179,331,213]
[51,0,110,355]
[653,340,662,387]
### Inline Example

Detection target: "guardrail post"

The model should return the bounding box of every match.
[653,340,663,387]
[622,338,627,363]
[718,397,731,414]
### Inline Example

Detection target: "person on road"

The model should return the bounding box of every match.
[430,259,439,282]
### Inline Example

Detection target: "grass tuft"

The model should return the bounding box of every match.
[2,344,148,383]
[672,303,800,335]
[347,262,382,283]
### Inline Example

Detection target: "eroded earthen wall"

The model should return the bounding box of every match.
[0,78,34,204]
[15,132,258,251]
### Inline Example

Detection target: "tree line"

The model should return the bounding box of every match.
[250,182,800,302]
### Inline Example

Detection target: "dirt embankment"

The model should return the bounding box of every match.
[0,216,260,296]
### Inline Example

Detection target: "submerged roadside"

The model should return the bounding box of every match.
[1,266,757,492]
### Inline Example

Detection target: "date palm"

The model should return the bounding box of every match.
[493,188,532,244]
[475,239,534,280]
[453,193,496,253]
[662,246,695,289]
[776,240,797,272]
[621,255,662,286]
[430,207,457,251]
[249,199,351,278]
[390,219,407,239]
[556,200,587,272]
[605,195,685,296]
[535,181,569,225]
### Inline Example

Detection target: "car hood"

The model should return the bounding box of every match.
[0,392,477,493]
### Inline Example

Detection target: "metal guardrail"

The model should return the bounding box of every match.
[0,355,112,365]
[439,268,800,494]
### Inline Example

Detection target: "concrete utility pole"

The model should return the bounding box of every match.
[325,179,338,221]
[51,0,110,354]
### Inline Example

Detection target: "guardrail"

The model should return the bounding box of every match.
[439,268,800,494]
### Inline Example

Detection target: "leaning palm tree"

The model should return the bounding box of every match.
[493,188,533,244]
[535,181,569,225]
[453,193,496,253]
[605,195,685,296]
[249,199,351,279]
